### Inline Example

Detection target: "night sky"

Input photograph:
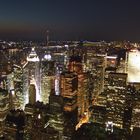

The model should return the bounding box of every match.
[0,0,140,41]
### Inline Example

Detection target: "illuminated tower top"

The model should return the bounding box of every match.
[42,51,52,61]
[27,47,39,62]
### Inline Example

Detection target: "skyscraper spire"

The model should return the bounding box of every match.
[27,47,39,62]
[46,30,49,47]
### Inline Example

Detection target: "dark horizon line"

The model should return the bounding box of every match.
[0,36,139,43]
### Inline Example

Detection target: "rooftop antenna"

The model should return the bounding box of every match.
[46,30,49,47]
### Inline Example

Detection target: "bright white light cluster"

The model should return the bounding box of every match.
[127,49,140,83]
[44,54,52,61]
[106,121,113,132]
[27,47,39,62]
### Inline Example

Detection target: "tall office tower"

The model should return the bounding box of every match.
[0,50,12,76]
[26,47,41,103]
[91,92,107,124]
[131,88,140,129]
[106,73,127,129]
[60,71,78,112]
[68,44,86,73]
[0,75,19,110]
[49,88,77,140]
[52,51,68,71]
[122,85,134,133]
[40,53,55,104]
[22,67,29,108]
[126,49,140,83]
[132,100,140,129]
[0,88,10,138]
[91,55,106,97]
[68,53,92,123]
[49,91,64,140]
[68,55,83,112]
[12,66,23,109]
[86,49,96,70]
[76,71,94,130]
[77,73,89,119]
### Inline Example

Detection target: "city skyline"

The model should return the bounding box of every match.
[0,38,140,139]
[0,0,140,41]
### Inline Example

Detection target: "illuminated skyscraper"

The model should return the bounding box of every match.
[22,67,29,109]
[68,50,92,123]
[26,47,41,104]
[131,87,140,130]
[132,100,140,129]
[126,49,140,83]
[60,71,78,112]
[12,65,23,109]
[49,93,64,140]
[106,73,127,128]
[0,88,10,137]
[91,92,107,124]
[90,54,106,100]
[49,77,78,140]
[40,53,55,104]
[77,74,87,117]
